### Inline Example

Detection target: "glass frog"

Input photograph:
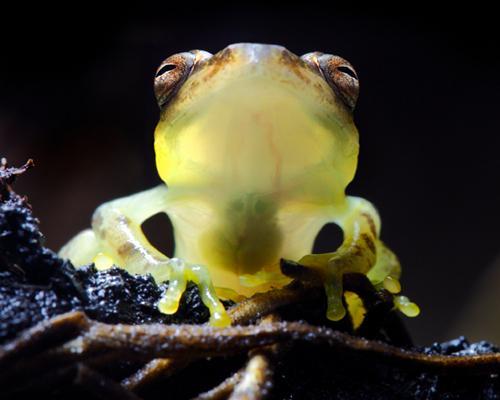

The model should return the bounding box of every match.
[60,43,419,327]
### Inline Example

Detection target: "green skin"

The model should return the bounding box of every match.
[60,43,411,327]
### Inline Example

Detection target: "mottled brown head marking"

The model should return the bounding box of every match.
[208,47,234,65]
[279,49,310,84]
[301,52,359,111]
[154,50,212,108]
[202,47,235,82]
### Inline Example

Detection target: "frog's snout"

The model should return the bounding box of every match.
[216,43,360,110]
[225,43,288,63]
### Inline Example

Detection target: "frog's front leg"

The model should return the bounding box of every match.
[298,196,417,321]
[60,185,230,327]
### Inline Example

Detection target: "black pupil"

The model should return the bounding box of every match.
[156,64,176,77]
[338,66,357,79]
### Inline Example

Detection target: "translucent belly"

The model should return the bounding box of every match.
[155,77,358,296]
[163,191,337,297]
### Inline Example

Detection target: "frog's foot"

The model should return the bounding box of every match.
[150,258,231,327]
[297,252,357,321]
[393,295,420,317]
[60,233,230,327]
[297,240,420,323]
[367,241,420,318]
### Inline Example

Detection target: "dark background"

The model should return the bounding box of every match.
[1,9,499,345]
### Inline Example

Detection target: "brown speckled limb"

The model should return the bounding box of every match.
[4,362,142,400]
[227,281,318,326]
[37,318,500,374]
[120,284,309,392]
[0,311,89,369]
[73,364,143,400]
[194,315,279,400]
[229,353,273,400]
[123,308,284,396]
[122,357,190,391]
[2,309,499,383]
[191,369,243,400]
[2,306,500,397]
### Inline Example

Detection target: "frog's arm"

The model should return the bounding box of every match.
[59,185,230,327]
[298,196,419,322]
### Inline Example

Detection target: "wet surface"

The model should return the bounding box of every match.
[1,161,499,399]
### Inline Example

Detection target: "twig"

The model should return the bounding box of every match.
[50,318,500,374]
[229,353,273,400]
[227,281,317,326]
[191,369,243,400]
[74,364,143,400]
[0,311,88,368]
[3,363,142,399]
[122,357,190,391]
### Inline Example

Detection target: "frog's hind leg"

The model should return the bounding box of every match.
[59,229,100,267]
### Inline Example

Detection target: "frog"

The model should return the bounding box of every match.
[59,43,419,327]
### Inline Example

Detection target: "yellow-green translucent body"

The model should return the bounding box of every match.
[59,44,418,326]
[154,49,358,296]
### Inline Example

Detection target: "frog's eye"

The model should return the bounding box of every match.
[154,50,212,108]
[301,52,359,111]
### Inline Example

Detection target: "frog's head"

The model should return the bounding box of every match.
[153,43,360,205]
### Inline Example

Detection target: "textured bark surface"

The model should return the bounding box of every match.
[1,160,499,399]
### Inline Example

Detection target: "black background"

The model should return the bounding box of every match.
[1,8,499,345]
